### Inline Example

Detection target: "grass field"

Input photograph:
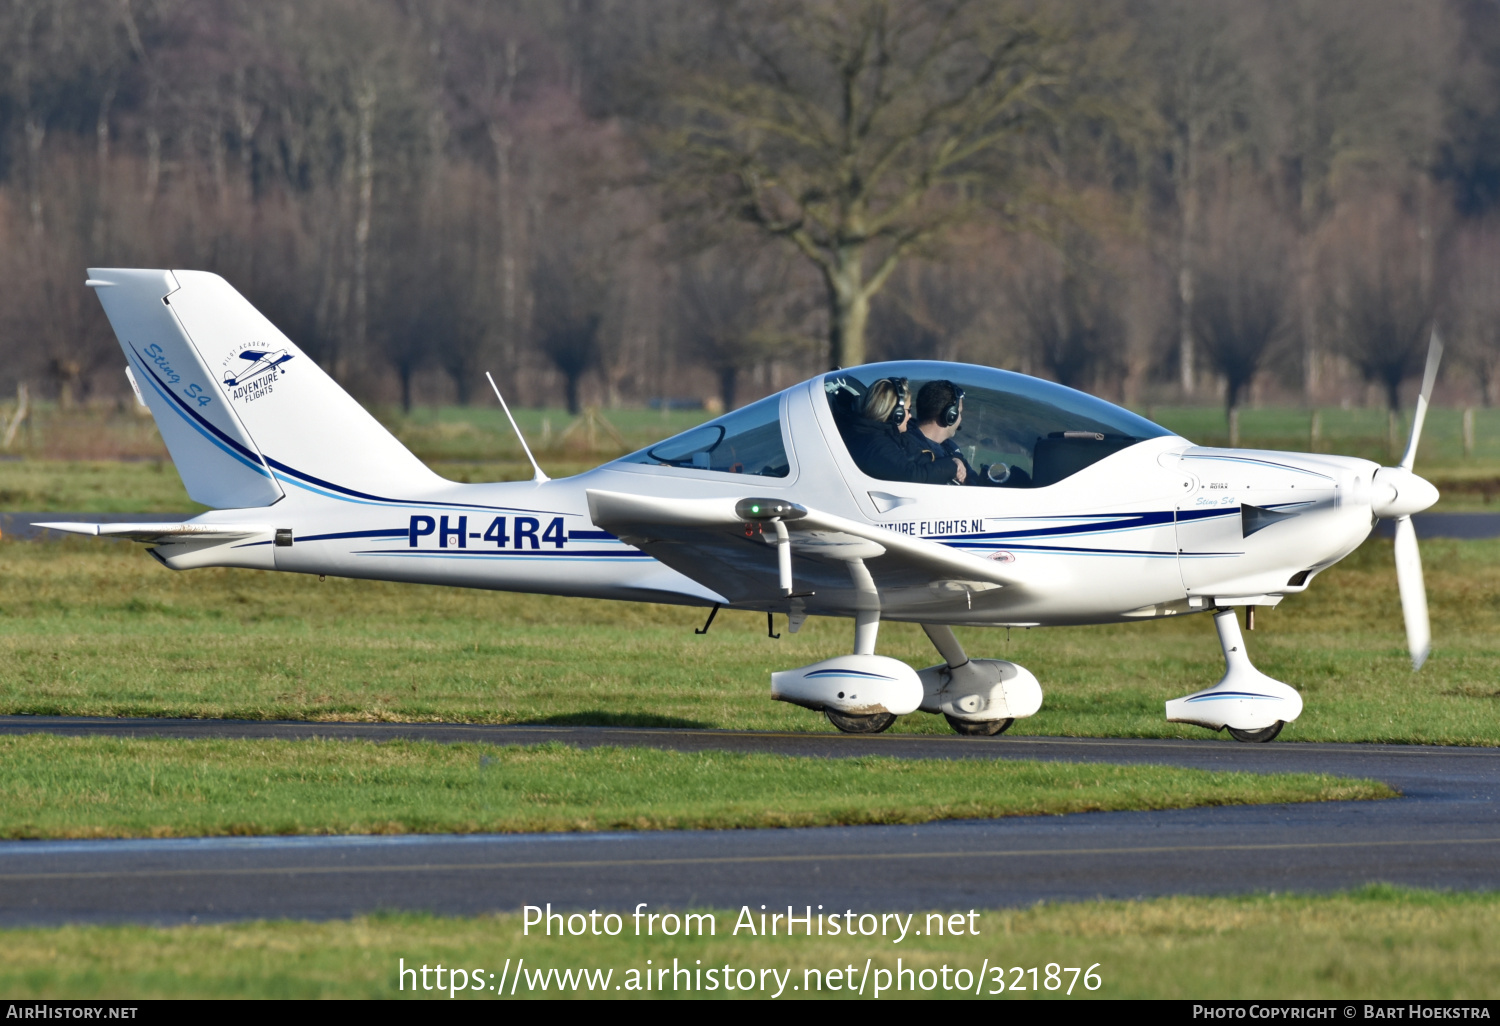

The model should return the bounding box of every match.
[0,735,1386,839]
[0,886,1493,999]
[2,535,1497,743]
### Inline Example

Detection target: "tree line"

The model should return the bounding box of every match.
[3,0,1500,420]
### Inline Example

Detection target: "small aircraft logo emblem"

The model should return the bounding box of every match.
[223,349,293,387]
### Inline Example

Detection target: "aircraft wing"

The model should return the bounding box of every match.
[585,490,1023,617]
[31,522,271,543]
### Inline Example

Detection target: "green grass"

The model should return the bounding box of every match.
[1144,405,1500,467]
[0,458,210,515]
[2,537,1498,744]
[0,735,1388,839]
[0,886,1493,998]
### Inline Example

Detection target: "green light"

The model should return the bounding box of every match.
[751,505,760,514]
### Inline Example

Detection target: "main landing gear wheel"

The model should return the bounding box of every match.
[944,714,1014,737]
[825,710,898,734]
[1227,720,1285,743]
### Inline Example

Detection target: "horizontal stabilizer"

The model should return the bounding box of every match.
[31,521,271,543]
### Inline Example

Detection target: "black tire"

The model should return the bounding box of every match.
[825,710,898,734]
[944,714,1014,737]
[1227,720,1285,743]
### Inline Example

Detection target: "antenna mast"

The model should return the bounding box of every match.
[486,372,549,483]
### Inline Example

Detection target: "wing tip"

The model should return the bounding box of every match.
[29,522,100,536]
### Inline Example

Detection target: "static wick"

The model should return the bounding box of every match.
[486,372,549,483]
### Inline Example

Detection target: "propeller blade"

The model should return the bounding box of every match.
[1393,515,1431,670]
[1399,329,1444,472]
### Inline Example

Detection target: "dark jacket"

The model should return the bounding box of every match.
[845,418,961,484]
[932,435,982,485]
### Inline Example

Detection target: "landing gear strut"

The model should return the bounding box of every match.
[1165,607,1302,742]
[918,624,1040,735]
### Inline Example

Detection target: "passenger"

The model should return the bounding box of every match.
[914,379,1028,486]
[845,378,963,485]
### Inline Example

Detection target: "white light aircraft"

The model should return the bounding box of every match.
[45,269,1443,742]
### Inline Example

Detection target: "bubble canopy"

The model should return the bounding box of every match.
[823,361,1175,488]
[616,393,790,478]
[613,361,1174,487]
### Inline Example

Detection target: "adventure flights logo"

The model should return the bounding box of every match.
[221,346,293,402]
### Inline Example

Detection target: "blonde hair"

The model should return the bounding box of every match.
[862,379,908,422]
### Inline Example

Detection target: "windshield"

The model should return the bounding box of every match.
[823,361,1173,487]
[616,393,790,477]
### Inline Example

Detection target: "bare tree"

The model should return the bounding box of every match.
[1248,0,1454,399]
[677,244,806,410]
[1446,218,1500,406]
[1007,227,1126,391]
[1141,1,1257,398]
[1192,182,1293,440]
[0,0,1485,418]
[1326,196,1436,414]
[531,232,608,415]
[652,0,1094,370]
[869,255,996,363]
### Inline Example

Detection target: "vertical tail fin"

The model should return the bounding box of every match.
[88,269,284,509]
[89,268,441,509]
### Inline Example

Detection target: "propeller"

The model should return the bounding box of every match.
[1393,515,1430,670]
[1371,331,1443,670]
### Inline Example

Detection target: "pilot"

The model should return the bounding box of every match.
[914,379,1026,486]
[846,378,964,485]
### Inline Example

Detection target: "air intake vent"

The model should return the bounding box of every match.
[1242,503,1300,539]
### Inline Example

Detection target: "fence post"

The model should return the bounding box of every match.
[1,383,28,451]
[1463,407,1475,458]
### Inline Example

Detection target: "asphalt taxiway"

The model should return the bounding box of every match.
[0,717,1496,925]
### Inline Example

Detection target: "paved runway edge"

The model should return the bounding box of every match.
[0,714,1495,787]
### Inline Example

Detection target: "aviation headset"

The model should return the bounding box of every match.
[886,377,911,425]
[938,381,966,429]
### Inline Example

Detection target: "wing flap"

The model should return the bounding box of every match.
[585,490,1019,615]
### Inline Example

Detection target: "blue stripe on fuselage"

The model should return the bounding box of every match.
[128,345,273,478]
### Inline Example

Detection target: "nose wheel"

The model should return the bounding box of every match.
[1227,720,1284,743]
